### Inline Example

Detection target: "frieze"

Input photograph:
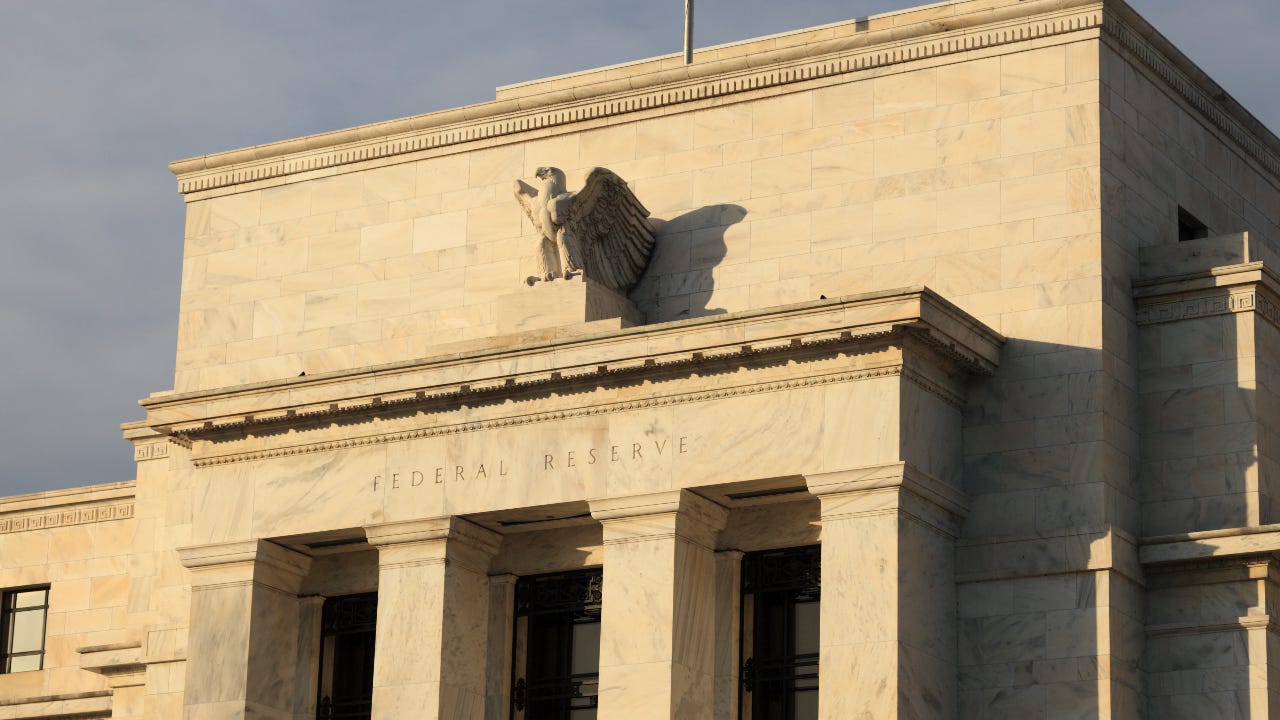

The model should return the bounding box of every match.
[190,366,904,468]
[0,503,135,534]
[133,441,171,462]
[1135,289,1280,328]
[174,8,1104,197]
[172,326,903,441]
[371,435,690,492]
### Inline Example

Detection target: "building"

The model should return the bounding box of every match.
[2,0,1279,717]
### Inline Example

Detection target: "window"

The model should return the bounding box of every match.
[1178,206,1209,242]
[1,586,49,673]
[740,546,820,720]
[317,593,377,720]
[511,568,603,720]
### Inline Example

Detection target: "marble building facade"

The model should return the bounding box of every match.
[2,0,1280,717]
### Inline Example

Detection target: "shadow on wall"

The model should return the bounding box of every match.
[632,204,747,323]
[960,321,1261,714]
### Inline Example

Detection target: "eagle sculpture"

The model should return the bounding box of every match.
[513,166,655,291]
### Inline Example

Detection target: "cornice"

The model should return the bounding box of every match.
[145,289,999,467]
[168,0,1280,202]
[1101,4,1280,183]
[1146,614,1278,638]
[0,501,135,535]
[0,482,136,535]
[170,1,1105,198]
[1134,263,1280,331]
[145,288,1000,447]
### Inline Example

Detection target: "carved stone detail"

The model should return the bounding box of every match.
[0,503,135,534]
[133,441,171,462]
[173,8,1107,197]
[1135,289,1280,328]
[190,365,906,468]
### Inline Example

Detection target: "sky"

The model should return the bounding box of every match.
[0,1,1276,498]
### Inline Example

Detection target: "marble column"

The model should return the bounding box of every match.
[177,539,313,720]
[363,517,502,720]
[805,463,968,720]
[588,489,728,719]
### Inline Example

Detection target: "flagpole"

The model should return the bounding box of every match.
[684,0,694,64]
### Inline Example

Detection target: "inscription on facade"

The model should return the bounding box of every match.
[372,435,690,492]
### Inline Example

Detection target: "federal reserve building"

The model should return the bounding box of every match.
[3,0,1279,717]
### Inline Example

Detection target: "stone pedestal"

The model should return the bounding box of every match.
[804,464,968,720]
[177,540,313,720]
[588,490,728,719]
[495,275,643,334]
[363,517,501,720]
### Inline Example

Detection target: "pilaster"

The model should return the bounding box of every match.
[805,463,968,720]
[713,549,744,720]
[484,574,518,720]
[177,539,313,720]
[588,489,729,719]
[363,517,502,720]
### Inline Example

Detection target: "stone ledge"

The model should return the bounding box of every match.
[78,641,145,689]
[956,525,1141,583]
[168,0,1110,198]
[0,481,134,516]
[0,692,111,720]
[1140,523,1280,566]
[143,287,1002,433]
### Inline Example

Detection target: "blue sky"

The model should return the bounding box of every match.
[0,0,1276,497]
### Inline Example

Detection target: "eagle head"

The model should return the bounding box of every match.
[534,166,565,193]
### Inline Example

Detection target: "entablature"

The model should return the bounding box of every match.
[1134,232,1280,329]
[169,0,1111,199]
[141,288,1001,467]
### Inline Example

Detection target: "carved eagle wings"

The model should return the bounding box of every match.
[513,166,655,292]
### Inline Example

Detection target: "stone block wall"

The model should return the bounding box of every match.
[172,33,1103,395]
[0,484,136,706]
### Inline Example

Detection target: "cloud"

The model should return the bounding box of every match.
[0,0,1275,496]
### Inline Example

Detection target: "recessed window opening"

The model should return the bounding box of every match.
[740,546,820,720]
[317,593,377,720]
[1178,206,1210,242]
[512,568,603,720]
[1,586,49,674]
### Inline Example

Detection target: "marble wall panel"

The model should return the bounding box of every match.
[172,34,1107,395]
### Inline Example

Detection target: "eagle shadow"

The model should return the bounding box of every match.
[635,204,747,323]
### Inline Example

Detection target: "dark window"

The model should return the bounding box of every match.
[512,568,602,720]
[1179,206,1210,242]
[740,546,820,720]
[317,593,377,720]
[1,586,49,673]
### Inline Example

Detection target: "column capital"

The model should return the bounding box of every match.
[363,516,502,574]
[589,489,728,548]
[805,462,970,537]
[176,538,312,594]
